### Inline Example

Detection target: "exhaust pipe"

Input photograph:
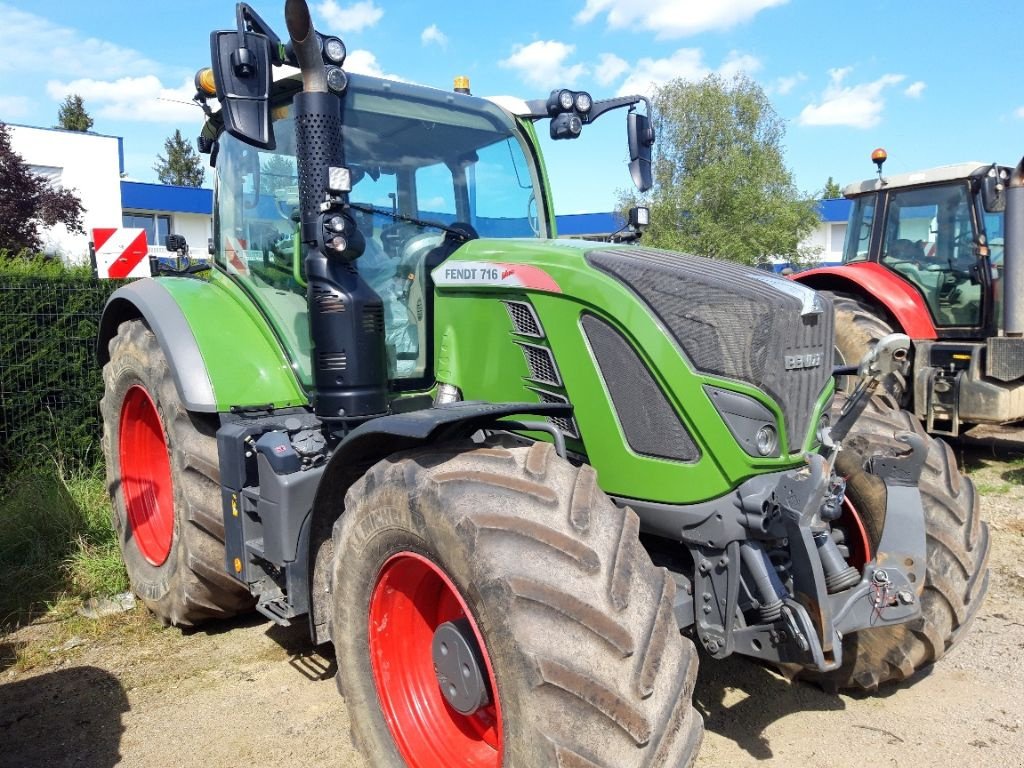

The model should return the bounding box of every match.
[285,0,327,93]
[286,0,387,423]
[1005,157,1024,336]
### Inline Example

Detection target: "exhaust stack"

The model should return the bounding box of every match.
[1005,157,1024,336]
[286,0,388,423]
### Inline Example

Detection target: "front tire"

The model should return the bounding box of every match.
[331,439,704,767]
[809,394,990,691]
[100,320,252,626]
[826,291,905,399]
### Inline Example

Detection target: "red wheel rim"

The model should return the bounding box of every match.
[368,552,503,767]
[119,385,174,566]
[839,496,873,571]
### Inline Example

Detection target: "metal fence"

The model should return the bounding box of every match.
[0,277,120,472]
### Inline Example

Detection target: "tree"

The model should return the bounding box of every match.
[631,75,819,266]
[822,176,842,199]
[154,129,205,187]
[55,94,94,132]
[261,153,297,194]
[0,123,84,255]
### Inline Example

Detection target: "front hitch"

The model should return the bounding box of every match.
[728,432,928,673]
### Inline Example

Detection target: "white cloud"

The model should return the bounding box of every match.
[615,48,761,97]
[772,73,806,96]
[0,4,162,79]
[1015,106,1024,119]
[904,80,926,99]
[46,76,201,123]
[500,41,588,88]
[421,24,448,48]
[594,53,629,87]
[798,68,905,129]
[315,0,383,34]
[0,95,31,119]
[343,49,405,81]
[576,0,788,38]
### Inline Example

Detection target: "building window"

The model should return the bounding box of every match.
[29,165,63,185]
[122,212,171,246]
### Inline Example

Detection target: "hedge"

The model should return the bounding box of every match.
[0,258,122,474]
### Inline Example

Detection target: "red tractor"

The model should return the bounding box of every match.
[794,151,1024,437]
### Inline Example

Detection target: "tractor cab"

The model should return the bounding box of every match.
[795,155,1024,436]
[841,161,1009,336]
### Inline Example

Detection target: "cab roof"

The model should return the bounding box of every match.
[844,162,1000,197]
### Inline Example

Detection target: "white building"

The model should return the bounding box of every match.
[6,124,212,263]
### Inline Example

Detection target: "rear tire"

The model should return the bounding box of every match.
[806,394,990,691]
[100,320,252,626]
[331,439,703,768]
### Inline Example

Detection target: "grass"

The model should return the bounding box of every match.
[0,456,127,629]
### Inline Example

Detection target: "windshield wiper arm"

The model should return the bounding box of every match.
[348,203,473,242]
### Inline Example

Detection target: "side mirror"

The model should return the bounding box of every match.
[627,111,654,193]
[210,30,275,150]
[981,168,1007,213]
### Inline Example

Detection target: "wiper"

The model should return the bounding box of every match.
[348,203,473,242]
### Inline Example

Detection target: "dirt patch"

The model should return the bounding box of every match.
[2,448,1023,768]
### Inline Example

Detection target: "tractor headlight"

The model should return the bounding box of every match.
[574,91,592,113]
[323,36,347,65]
[550,113,583,140]
[326,66,349,93]
[558,89,574,111]
[755,425,777,456]
[816,412,831,444]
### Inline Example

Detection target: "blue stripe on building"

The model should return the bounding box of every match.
[120,181,214,214]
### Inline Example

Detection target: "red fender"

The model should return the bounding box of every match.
[792,262,938,340]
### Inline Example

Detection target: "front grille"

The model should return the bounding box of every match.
[587,247,833,451]
[518,342,562,387]
[987,337,1024,382]
[529,388,580,439]
[504,300,544,338]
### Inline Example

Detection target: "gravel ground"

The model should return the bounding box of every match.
[1,445,1022,768]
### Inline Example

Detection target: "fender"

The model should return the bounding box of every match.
[97,275,308,412]
[792,262,938,340]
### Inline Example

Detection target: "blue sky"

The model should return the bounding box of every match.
[2,0,1024,214]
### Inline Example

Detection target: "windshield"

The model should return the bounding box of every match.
[213,79,545,387]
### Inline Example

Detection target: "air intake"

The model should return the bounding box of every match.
[529,388,580,439]
[504,300,544,338]
[518,342,562,387]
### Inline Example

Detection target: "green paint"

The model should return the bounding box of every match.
[433,239,833,504]
[156,272,307,410]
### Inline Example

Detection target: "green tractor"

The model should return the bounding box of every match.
[97,2,990,766]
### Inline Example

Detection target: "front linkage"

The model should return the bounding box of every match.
[637,333,926,673]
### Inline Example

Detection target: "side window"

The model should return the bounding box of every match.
[415,164,456,219]
[843,196,874,263]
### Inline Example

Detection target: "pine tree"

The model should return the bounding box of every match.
[822,176,842,199]
[55,94,94,132]
[154,130,205,187]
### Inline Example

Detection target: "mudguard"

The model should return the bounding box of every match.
[793,262,938,340]
[96,275,308,412]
